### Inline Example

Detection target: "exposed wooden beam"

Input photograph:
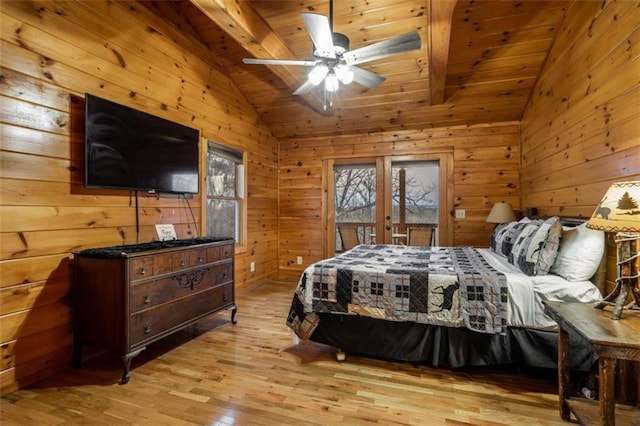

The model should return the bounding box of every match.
[429,0,456,105]
[189,0,330,115]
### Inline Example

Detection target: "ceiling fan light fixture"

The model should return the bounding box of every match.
[325,72,339,92]
[308,65,329,85]
[335,64,354,85]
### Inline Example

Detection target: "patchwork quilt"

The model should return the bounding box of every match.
[286,244,508,339]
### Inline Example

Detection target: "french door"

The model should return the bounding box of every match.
[324,153,453,257]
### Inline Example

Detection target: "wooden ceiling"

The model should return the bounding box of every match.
[146,0,569,139]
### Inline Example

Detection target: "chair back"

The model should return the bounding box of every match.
[338,225,360,251]
[407,226,435,247]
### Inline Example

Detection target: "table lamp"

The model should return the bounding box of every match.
[486,202,516,224]
[586,181,640,319]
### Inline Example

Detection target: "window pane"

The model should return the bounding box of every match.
[207,199,237,240]
[207,153,236,197]
[392,162,439,224]
[334,165,377,223]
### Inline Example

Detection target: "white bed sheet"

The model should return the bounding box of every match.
[478,248,602,329]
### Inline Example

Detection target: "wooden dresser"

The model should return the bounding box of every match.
[73,237,236,383]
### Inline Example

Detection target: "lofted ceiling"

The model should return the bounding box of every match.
[145,0,569,139]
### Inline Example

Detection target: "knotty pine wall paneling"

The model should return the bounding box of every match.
[521,0,639,216]
[520,0,639,405]
[520,0,640,290]
[0,0,278,395]
[278,124,521,280]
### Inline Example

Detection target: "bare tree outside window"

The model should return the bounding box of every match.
[207,142,244,243]
[334,161,438,250]
[334,166,377,223]
[392,163,439,224]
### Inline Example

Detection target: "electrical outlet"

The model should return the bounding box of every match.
[250,262,255,272]
[455,209,466,219]
[296,256,303,265]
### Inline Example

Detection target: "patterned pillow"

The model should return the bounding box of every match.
[490,220,530,257]
[508,217,562,276]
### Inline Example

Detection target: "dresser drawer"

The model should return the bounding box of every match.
[129,283,234,345]
[130,253,174,280]
[130,256,154,280]
[172,251,191,271]
[190,248,208,267]
[130,262,232,312]
[207,243,233,262]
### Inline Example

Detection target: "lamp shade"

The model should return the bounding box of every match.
[586,181,640,232]
[486,202,516,223]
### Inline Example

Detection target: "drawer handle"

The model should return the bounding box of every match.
[180,259,186,267]
[144,324,151,334]
[144,295,151,304]
[223,294,228,301]
[172,267,209,290]
[140,267,147,275]
[198,257,204,263]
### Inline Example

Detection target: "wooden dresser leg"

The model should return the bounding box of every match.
[599,357,616,426]
[231,305,238,324]
[558,327,571,421]
[121,348,145,384]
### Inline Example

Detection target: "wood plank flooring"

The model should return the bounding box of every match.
[1,280,573,425]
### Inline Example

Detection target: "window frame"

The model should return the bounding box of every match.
[202,140,247,253]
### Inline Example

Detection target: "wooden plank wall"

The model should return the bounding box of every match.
[278,124,521,279]
[520,0,639,406]
[521,0,639,217]
[0,0,279,395]
[520,0,640,293]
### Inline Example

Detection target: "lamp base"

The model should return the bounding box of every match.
[594,232,640,320]
[594,286,640,320]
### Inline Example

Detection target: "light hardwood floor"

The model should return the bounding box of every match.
[1,280,571,425]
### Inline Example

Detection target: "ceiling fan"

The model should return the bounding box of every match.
[242,1,421,109]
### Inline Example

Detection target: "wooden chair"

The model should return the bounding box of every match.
[407,226,435,247]
[338,225,360,251]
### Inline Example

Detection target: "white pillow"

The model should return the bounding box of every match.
[551,222,605,281]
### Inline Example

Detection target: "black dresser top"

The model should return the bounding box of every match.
[77,237,233,258]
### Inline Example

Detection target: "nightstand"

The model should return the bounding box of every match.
[543,301,640,426]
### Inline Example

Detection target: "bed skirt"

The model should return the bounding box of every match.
[310,313,595,371]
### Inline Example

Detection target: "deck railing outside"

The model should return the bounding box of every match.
[335,222,437,252]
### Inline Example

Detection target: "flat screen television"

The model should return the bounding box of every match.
[85,93,199,194]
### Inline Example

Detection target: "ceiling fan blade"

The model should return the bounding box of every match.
[293,80,317,95]
[243,58,318,67]
[343,31,421,66]
[351,66,386,89]
[301,13,336,59]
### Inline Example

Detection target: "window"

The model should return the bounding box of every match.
[206,141,245,245]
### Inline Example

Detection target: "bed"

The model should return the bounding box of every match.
[286,216,606,370]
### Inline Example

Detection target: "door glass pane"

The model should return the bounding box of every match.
[391,161,439,242]
[334,164,376,250]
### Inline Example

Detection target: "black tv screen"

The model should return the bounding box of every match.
[85,93,199,194]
